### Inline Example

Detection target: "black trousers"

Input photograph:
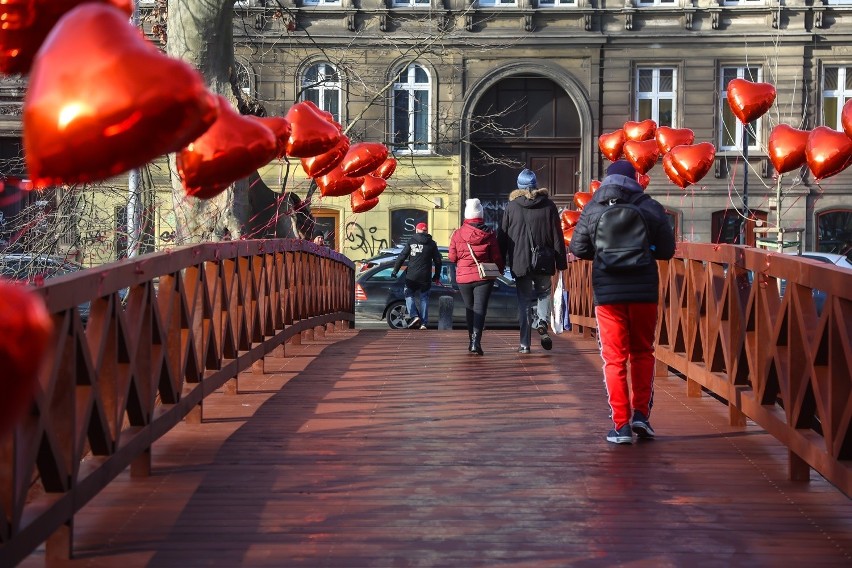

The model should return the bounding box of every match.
[458,280,495,335]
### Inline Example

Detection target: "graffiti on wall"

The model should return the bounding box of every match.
[346,221,388,258]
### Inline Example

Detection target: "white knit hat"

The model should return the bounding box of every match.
[464,198,483,220]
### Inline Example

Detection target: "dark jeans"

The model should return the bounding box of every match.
[458,280,495,334]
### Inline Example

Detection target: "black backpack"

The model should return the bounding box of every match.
[593,194,653,273]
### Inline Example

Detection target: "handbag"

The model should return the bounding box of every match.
[467,243,501,280]
[524,210,556,274]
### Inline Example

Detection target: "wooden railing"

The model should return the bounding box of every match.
[0,239,354,566]
[568,243,851,497]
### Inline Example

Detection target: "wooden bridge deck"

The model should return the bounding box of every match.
[20,328,851,567]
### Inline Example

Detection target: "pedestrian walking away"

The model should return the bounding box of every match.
[498,168,568,354]
[568,159,676,445]
[391,222,443,329]
[448,198,505,356]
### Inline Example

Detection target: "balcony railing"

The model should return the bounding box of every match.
[0,239,354,566]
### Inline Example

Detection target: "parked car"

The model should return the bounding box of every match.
[357,245,450,274]
[355,260,519,329]
[788,251,852,271]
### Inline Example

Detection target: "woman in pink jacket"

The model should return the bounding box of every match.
[448,198,505,356]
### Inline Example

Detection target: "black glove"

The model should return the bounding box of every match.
[432,276,441,284]
[391,273,398,279]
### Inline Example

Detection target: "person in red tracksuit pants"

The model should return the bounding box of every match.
[568,160,676,444]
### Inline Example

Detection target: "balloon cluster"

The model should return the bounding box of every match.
[5,2,395,213]
[770,103,852,181]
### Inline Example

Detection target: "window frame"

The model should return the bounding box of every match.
[476,0,518,6]
[300,62,342,124]
[635,0,677,6]
[538,0,578,5]
[301,0,342,5]
[391,63,432,155]
[821,64,852,131]
[634,66,677,128]
[392,0,431,5]
[719,65,763,152]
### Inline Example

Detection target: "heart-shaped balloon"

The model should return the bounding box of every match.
[340,142,389,178]
[351,190,379,213]
[301,135,350,178]
[0,0,132,75]
[637,172,651,189]
[374,157,397,179]
[178,95,279,199]
[560,209,580,231]
[655,126,695,154]
[284,101,341,158]
[23,4,219,188]
[623,139,660,174]
[768,124,809,174]
[623,119,657,142]
[317,164,364,197]
[663,152,691,189]
[590,179,601,193]
[598,130,625,162]
[726,78,776,124]
[0,279,53,436]
[255,116,291,159]
[841,99,852,140]
[669,142,716,185]
[359,175,387,200]
[573,192,592,211]
[562,226,575,247]
[805,126,852,180]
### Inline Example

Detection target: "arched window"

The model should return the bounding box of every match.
[301,62,341,123]
[392,64,431,153]
[816,208,852,255]
[235,60,254,97]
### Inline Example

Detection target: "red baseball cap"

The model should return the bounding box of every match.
[416,222,427,231]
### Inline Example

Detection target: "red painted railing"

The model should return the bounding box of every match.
[568,243,851,497]
[0,239,354,565]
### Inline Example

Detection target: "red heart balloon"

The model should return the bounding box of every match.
[841,99,852,139]
[590,179,601,193]
[598,130,625,161]
[669,142,716,185]
[317,164,364,197]
[560,209,580,231]
[374,157,397,179]
[806,126,852,180]
[23,4,218,188]
[637,173,651,189]
[284,101,341,158]
[768,124,809,174]
[662,152,691,189]
[726,78,776,124]
[301,135,350,178]
[0,0,132,75]
[623,139,660,174]
[562,226,575,247]
[351,190,379,213]
[573,192,592,211]
[340,142,389,178]
[178,95,279,199]
[0,279,53,436]
[255,116,291,159]
[359,175,387,200]
[623,119,657,142]
[655,126,695,154]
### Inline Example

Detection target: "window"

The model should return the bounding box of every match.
[720,66,761,151]
[393,0,430,5]
[302,0,341,5]
[665,209,680,242]
[538,0,577,5]
[636,67,676,127]
[711,209,767,247]
[234,61,254,97]
[392,64,431,153]
[816,209,852,255]
[301,62,341,123]
[822,66,852,130]
[477,0,517,6]
[636,0,676,5]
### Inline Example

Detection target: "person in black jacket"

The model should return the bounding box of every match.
[391,222,443,329]
[498,168,568,354]
[569,159,676,445]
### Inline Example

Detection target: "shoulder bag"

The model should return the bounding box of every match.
[523,209,556,274]
[467,242,501,280]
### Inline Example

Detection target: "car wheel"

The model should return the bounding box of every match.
[386,302,410,329]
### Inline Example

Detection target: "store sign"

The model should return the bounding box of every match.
[390,208,427,247]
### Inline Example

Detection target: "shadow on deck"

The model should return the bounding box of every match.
[20,329,852,567]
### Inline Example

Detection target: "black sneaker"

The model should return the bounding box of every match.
[540,333,552,350]
[407,317,421,329]
[606,424,634,444]
[536,323,548,336]
[518,346,531,354]
[631,411,656,439]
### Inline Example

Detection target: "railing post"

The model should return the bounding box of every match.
[224,376,238,395]
[789,450,811,482]
[46,519,73,561]
[130,446,151,478]
[252,358,265,374]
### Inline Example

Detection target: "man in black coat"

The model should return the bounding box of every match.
[569,159,676,445]
[498,168,568,353]
[391,222,443,329]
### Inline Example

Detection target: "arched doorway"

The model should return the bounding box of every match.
[465,70,586,228]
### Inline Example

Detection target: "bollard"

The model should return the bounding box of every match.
[438,296,454,330]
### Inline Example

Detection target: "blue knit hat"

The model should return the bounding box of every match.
[606,159,637,179]
[517,168,537,189]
